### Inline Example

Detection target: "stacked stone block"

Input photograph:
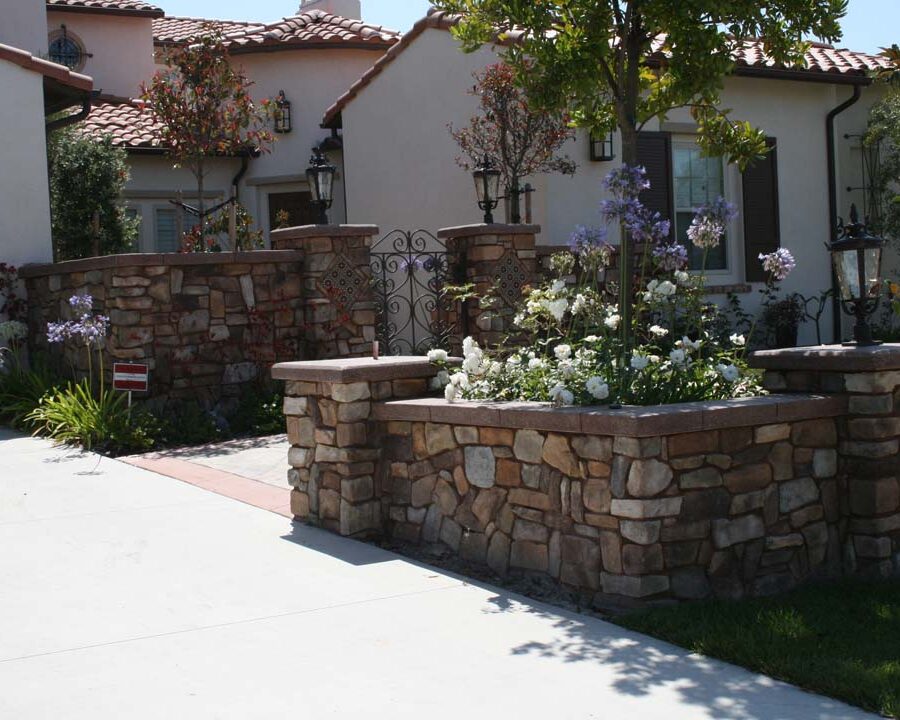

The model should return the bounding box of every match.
[753,344,900,579]
[438,224,539,349]
[22,251,304,404]
[270,225,378,359]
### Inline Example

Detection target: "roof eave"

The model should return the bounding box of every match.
[47,4,164,19]
[227,40,397,56]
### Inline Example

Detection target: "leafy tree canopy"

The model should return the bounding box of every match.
[434,0,847,169]
[48,130,138,261]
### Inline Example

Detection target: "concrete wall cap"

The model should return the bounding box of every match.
[19,250,305,278]
[373,394,845,437]
[273,355,456,383]
[436,223,541,239]
[270,224,380,241]
[750,343,900,372]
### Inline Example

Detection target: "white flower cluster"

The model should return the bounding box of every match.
[0,320,27,345]
[643,279,676,302]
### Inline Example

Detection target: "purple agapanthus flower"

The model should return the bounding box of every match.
[653,242,689,271]
[68,294,93,316]
[687,197,738,249]
[569,225,608,254]
[600,165,671,248]
[759,248,796,281]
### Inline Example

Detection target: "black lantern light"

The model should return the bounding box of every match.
[589,131,615,162]
[273,90,292,134]
[831,204,885,346]
[472,155,502,224]
[306,147,336,225]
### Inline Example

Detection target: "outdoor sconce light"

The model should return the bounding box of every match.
[831,204,885,346]
[306,147,336,225]
[589,131,615,162]
[472,155,502,224]
[273,90,292,134]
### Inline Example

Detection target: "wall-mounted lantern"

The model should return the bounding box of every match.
[831,204,885,346]
[472,155,502,224]
[306,147,336,225]
[274,90,292,134]
[589,131,615,162]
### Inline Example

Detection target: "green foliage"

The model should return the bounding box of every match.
[435,0,847,168]
[228,382,285,436]
[26,379,155,454]
[617,580,900,718]
[47,130,138,260]
[865,75,900,244]
[153,400,222,447]
[0,354,61,430]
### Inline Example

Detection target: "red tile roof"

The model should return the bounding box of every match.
[152,17,266,46]
[223,9,400,55]
[0,42,93,92]
[78,97,166,151]
[322,9,892,128]
[47,0,164,18]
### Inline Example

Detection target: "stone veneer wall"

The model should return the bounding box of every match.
[22,251,305,404]
[274,348,900,607]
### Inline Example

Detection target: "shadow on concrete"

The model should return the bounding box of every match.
[154,434,288,461]
[480,592,872,720]
[280,520,399,567]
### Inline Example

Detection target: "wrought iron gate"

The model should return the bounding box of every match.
[370,229,459,355]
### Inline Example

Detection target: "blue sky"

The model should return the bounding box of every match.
[165,0,899,55]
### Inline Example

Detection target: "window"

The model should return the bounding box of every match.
[154,208,185,252]
[673,141,726,271]
[48,26,87,71]
[267,191,316,230]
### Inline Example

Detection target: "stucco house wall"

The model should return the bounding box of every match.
[2,0,48,57]
[338,26,889,344]
[0,60,54,266]
[46,9,156,98]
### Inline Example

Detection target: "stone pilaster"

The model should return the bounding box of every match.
[270,224,379,359]
[437,224,539,349]
[272,357,444,537]
[752,344,900,579]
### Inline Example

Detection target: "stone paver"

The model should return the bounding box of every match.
[0,429,877,720]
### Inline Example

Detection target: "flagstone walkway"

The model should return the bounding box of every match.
[0,429,877,719]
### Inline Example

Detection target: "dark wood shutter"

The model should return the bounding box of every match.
[636,131,675,242]
[742,138,780,282]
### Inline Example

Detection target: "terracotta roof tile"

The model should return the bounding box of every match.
[47,0,164,18]
[78,98,166,151]
[152,17,265,46]
[223,9,400,54]
[322,9,892,128]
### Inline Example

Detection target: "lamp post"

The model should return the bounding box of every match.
[306,147,336,225]
[472,155,502,224]
[831,204,885,346]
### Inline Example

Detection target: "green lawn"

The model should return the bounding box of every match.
[615,580,900,718]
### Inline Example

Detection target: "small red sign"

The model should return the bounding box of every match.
[113,363,149,392]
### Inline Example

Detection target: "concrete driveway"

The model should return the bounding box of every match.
[0,429,877,720]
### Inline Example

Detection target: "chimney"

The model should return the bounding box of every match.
[298,0,361,19]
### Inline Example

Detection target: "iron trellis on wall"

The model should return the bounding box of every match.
[370,229,460,355]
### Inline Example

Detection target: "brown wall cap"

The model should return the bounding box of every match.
[436,223,541,239]
[270,224,380,242]
[19,250,305,279]
[750,343,900,372]
[272,356,457,383]
[373,393,846,438]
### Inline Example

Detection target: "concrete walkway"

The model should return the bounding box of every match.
[0,429,877,720]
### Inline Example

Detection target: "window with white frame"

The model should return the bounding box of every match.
[154,207,184,253]
[672,140,727,271]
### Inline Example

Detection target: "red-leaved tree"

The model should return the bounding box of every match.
[449,62,576,223]
[142,27,274,241]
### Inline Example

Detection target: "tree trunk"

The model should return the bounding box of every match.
[197,160,205,245]
[618,123,638,353]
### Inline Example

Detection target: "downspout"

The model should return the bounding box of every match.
[45,96,92,134]
[231,154,250,200]
[826,83,862,343]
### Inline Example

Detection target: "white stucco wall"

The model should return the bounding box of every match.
[2,0,48,57]
[339,27,891,344]
[0,60,53,266]
[46,10,155,98]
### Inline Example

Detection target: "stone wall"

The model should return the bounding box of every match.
[274,347,900,608]
[22,251,305,405]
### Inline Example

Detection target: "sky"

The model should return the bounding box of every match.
[162,0,900,55]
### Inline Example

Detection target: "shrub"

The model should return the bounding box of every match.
[229,382,284,436]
